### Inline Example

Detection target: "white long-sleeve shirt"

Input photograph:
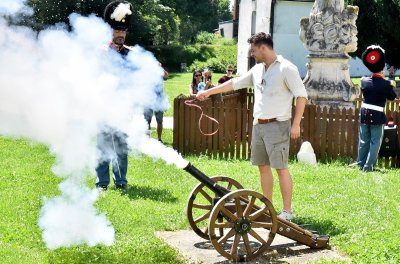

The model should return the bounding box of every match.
[232,55,308,122]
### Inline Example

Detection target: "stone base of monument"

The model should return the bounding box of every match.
[309,100,356,110]
[304,54,360,109]
[156,229,349,263]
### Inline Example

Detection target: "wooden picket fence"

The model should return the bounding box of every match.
[173,89,254,159]
[295,105,359,161]
[173,90,400,167]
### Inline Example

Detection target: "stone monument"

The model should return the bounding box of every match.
[300,0,360,108]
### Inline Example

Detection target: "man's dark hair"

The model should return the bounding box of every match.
[247,32,273,49]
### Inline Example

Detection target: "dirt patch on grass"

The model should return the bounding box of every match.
[156,229,349,263]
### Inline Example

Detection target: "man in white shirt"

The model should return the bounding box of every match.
[196,32,308,221]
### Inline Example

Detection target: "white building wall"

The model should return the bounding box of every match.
[255,0,271,35]
[218,21,234,39]
[349,57,370,77]
[274,1,368,77]
[237,0,254,76]
[273,1,312,77]
[237,0,272,76]
[237,0,370,77]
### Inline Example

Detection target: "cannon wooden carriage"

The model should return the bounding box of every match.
[183,162,329,262]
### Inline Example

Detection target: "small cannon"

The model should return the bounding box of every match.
[183,162,329,262]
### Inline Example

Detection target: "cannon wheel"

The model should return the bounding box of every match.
[208,189,278,262]
[186,176,244,240]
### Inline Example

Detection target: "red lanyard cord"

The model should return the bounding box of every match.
[184,99,219,136]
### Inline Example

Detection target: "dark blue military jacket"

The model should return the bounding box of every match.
[116,45,131,57]
[360,76,397,125]
[108,42,132,57]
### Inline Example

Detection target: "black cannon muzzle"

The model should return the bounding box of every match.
[183,162,229,197]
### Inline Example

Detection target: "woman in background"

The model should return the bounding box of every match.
[189,69,206,95]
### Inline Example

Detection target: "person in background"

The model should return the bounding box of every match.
[218,64,235,85]
[144,65,169,143]
[196,32,308,222]
[355,45,397,172]
[203,68,214,90]
[96,0,134,191]
[388,65,396,81]
[189,69,206,95]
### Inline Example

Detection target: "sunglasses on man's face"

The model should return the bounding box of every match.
[227,69,233,72]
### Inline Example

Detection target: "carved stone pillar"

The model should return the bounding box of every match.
[304,54,359,108]
[300,0,360,108]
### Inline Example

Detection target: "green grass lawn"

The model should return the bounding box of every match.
[1,130,400,263]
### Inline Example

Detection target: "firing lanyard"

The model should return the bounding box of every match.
[184,99,219,136]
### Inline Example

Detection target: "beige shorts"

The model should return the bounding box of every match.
[250,120,291,169]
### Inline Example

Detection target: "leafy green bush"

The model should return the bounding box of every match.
[195,31,219,45]
[213,35,238,46]
[147,32,237,73]
[188,32,237,73]
[188,43,237,73]
[147,44,236,73]
[195,31,237,46]
[147,44,214,72]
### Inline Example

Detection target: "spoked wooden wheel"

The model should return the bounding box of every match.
[208,189,278,262]
[186,176,243,240]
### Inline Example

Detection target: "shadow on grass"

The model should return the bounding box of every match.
[204,238,335,264]
[167,72,186,80]
[294,216,344,237]
[124,185,178,203]
[191,218,343,264]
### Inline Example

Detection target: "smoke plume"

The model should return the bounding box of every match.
[0,0,28,15]
[0,1,187,249]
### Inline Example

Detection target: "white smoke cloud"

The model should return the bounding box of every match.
[38,179,115,249]
[0,0,27,15]
[0,5,187,249]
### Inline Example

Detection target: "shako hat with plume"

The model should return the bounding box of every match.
[362,45,386,73]
[103,0,133,31]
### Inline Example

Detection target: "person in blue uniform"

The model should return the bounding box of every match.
[144,65,169,143]
[356,45,397,172]
[96,0,134,191]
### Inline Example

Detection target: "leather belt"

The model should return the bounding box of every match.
[257,118,277,124]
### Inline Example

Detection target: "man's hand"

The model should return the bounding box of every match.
[196,90,209,101]
[290,123,301,139]
[195,80,233,101]
[291,97,306,139]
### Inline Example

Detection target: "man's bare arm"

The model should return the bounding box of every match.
[291,97,307,139]
[196,80,234,100]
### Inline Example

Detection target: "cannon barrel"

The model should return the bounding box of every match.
[184,162,229,197]
[183,162,330,250]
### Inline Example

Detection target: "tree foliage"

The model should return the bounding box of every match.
[162,0,219,43]
[25,0,232,46]
[25,0,123,30]
[148,32,237,73]
[348,0,400,68]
